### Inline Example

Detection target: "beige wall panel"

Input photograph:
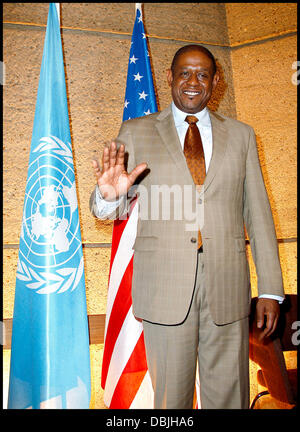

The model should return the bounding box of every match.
[247,242,297,298]
[4,3,229,46]
[89,344,106,409]
[144,3,229,45]
[3,26,235,245]
[3,247,111,319]
[231,36,297,239]
[83,247,111,315]
[225,3,297,45]
[3,25,43,245]
[3,249,17,319]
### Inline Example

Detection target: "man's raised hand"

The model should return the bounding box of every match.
[92,141,147,201]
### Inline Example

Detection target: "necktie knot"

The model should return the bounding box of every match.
[185,115,198,125]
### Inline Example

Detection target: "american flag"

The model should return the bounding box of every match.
[101,4,157,409]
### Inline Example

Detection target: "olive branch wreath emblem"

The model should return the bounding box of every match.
[17,257,84,294]
[33,135,73,163]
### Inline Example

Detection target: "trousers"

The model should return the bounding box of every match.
[142,251,250,409]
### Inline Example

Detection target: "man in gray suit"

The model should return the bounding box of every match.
[90,45,284,409]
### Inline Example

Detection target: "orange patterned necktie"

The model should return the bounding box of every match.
[184,115,206,248]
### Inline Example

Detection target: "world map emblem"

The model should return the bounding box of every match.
[17,135,84,294]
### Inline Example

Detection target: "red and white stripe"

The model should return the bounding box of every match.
[101,200,154,408]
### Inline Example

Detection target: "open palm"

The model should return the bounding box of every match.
[92,141,147,201]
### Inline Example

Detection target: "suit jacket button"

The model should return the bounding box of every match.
[191,237,197,243]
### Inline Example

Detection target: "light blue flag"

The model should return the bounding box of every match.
[122,4,158,121]
[8,3,91,409]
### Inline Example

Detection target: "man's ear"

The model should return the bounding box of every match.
[212,70,220,91]
[166,69,173,87]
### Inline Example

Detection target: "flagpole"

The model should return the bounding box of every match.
[55,3,60,24]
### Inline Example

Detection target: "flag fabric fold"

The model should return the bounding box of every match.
[8,3,91,409]
[101,4,157,409]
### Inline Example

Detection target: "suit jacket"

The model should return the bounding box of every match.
[90,105,284,325]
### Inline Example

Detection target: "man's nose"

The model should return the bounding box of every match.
[186,72,199,86]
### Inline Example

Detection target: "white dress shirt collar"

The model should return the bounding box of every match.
[171,102,211,128]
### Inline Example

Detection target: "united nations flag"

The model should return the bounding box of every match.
[8,4,91,408]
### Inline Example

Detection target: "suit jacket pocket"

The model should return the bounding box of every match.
[133,236,158,251]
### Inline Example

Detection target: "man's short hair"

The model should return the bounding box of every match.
[171,44,217,76]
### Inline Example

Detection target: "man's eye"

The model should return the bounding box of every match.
[181,71,189,78]
[198,73,208,79]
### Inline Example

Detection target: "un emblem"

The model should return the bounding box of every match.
[17,136,84,294]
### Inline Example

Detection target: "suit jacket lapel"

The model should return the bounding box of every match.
[203,110,228,192]
[155,105,194,185]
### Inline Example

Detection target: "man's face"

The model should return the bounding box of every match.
[167,49,219,114]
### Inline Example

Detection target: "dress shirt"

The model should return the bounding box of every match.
[93,106,284,304]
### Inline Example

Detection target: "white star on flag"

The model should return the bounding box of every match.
[133,72,143,82]
[139,91,148,100]
[144,109,151,115]
[142,33,146,39]
[124,99,130,108]
[130,54,138,64]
